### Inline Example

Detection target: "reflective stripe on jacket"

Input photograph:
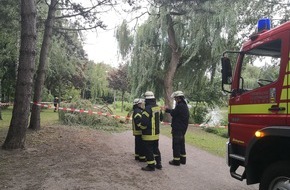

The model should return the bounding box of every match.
[132,107,143,136]
[141,105,161,141]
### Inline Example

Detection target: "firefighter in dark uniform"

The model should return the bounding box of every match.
[140,91,163,171]
[53,96,59,112]
[165,91,189,166]
[132,98,146,162]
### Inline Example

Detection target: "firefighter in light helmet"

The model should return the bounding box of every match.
[165,91,189,166]
[132,98,146,162]
[140,91,163,171]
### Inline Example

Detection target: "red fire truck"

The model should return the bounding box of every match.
[221,18,290,190]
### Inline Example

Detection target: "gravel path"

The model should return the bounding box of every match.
[0,125,259,190]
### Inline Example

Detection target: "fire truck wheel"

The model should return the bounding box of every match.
[259,161,290,190]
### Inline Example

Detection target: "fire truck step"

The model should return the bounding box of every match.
[230,172,245,181]
[229,154,245,162]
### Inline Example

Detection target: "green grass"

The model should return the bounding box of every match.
[0,108,13,129]
[161,124,228,157]
[0,107,59,130]
[109,105,132,118]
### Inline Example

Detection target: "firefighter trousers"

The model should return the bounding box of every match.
[135,135,145,160]
[172,131,186,162]
[143,140,161,167]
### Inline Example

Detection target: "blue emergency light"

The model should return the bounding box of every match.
[257,18,271,32]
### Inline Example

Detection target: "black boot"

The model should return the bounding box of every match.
[155,156,162,170]
[169,160,180,166]
[141,165,155,171]
[180,157,186,165]
[155,164,162,170]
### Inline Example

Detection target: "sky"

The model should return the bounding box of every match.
[83,24,119,67]
[81,1,148,67]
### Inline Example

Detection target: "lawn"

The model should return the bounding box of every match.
[0,106,228,158]
[0,107,59,130]
[161,124,227,157]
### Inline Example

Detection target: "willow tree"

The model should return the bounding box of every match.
[116,20,134,59]
[127,0,285,110]
[129,0,231,108]
[82,62,111,100]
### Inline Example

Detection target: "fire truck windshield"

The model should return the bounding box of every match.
[239,39,281,91]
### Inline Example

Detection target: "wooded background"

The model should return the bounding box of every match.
[1,0,289,149]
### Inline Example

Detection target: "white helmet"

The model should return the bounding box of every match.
[171,91,185,98]
[133,98,143,105]
[143,91,155,99]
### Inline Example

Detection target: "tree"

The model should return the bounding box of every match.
[82,62,111,101]
[126,0,288,113]
[29,0,58,130]
[2,0,37,149]
[107,64,130,112]
[116,20,134,59]
[29,0,116,130]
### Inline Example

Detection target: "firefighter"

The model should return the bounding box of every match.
[165,91,189,166]
[132,98,146,162]
[140,91,163,171]
[53,96,59,112]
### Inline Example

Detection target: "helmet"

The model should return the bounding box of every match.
[143,91,155,99]
[133,98,143,105]
[171,91,185,98]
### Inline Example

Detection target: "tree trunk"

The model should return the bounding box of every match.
[29,0,57,130]
[163,14,181,121]
[0,79,2,120]
[2,0,37,149]
[121,91,124,112]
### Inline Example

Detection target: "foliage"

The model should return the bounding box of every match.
[41,87,54,102]
[113,101,132,112]
[58,100,126,131]
[107,64,130,93]
[61,87,81,102]
[0,0,19,102]
[202,127,228,138]
[107,64,130,111]
[126,0,290,110]
[116,20,134,59]
[82,62,111,101]
[190,106,208,124]
[44,33,87,99]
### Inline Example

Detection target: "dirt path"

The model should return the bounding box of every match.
[0,125,258,190]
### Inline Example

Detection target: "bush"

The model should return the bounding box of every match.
[41,87,54,102]
[58,100,127,132]
[113,101,132,112]
[190,106,208,124]
[202,127,228,138]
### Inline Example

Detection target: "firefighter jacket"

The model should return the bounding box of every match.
[132,106,143,136]
[165,100,189,134]
[140,104,162,141]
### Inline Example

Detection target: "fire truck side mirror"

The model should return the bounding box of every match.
[221,57,232,85]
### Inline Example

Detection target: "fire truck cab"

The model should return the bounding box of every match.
[221,19,290,189]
